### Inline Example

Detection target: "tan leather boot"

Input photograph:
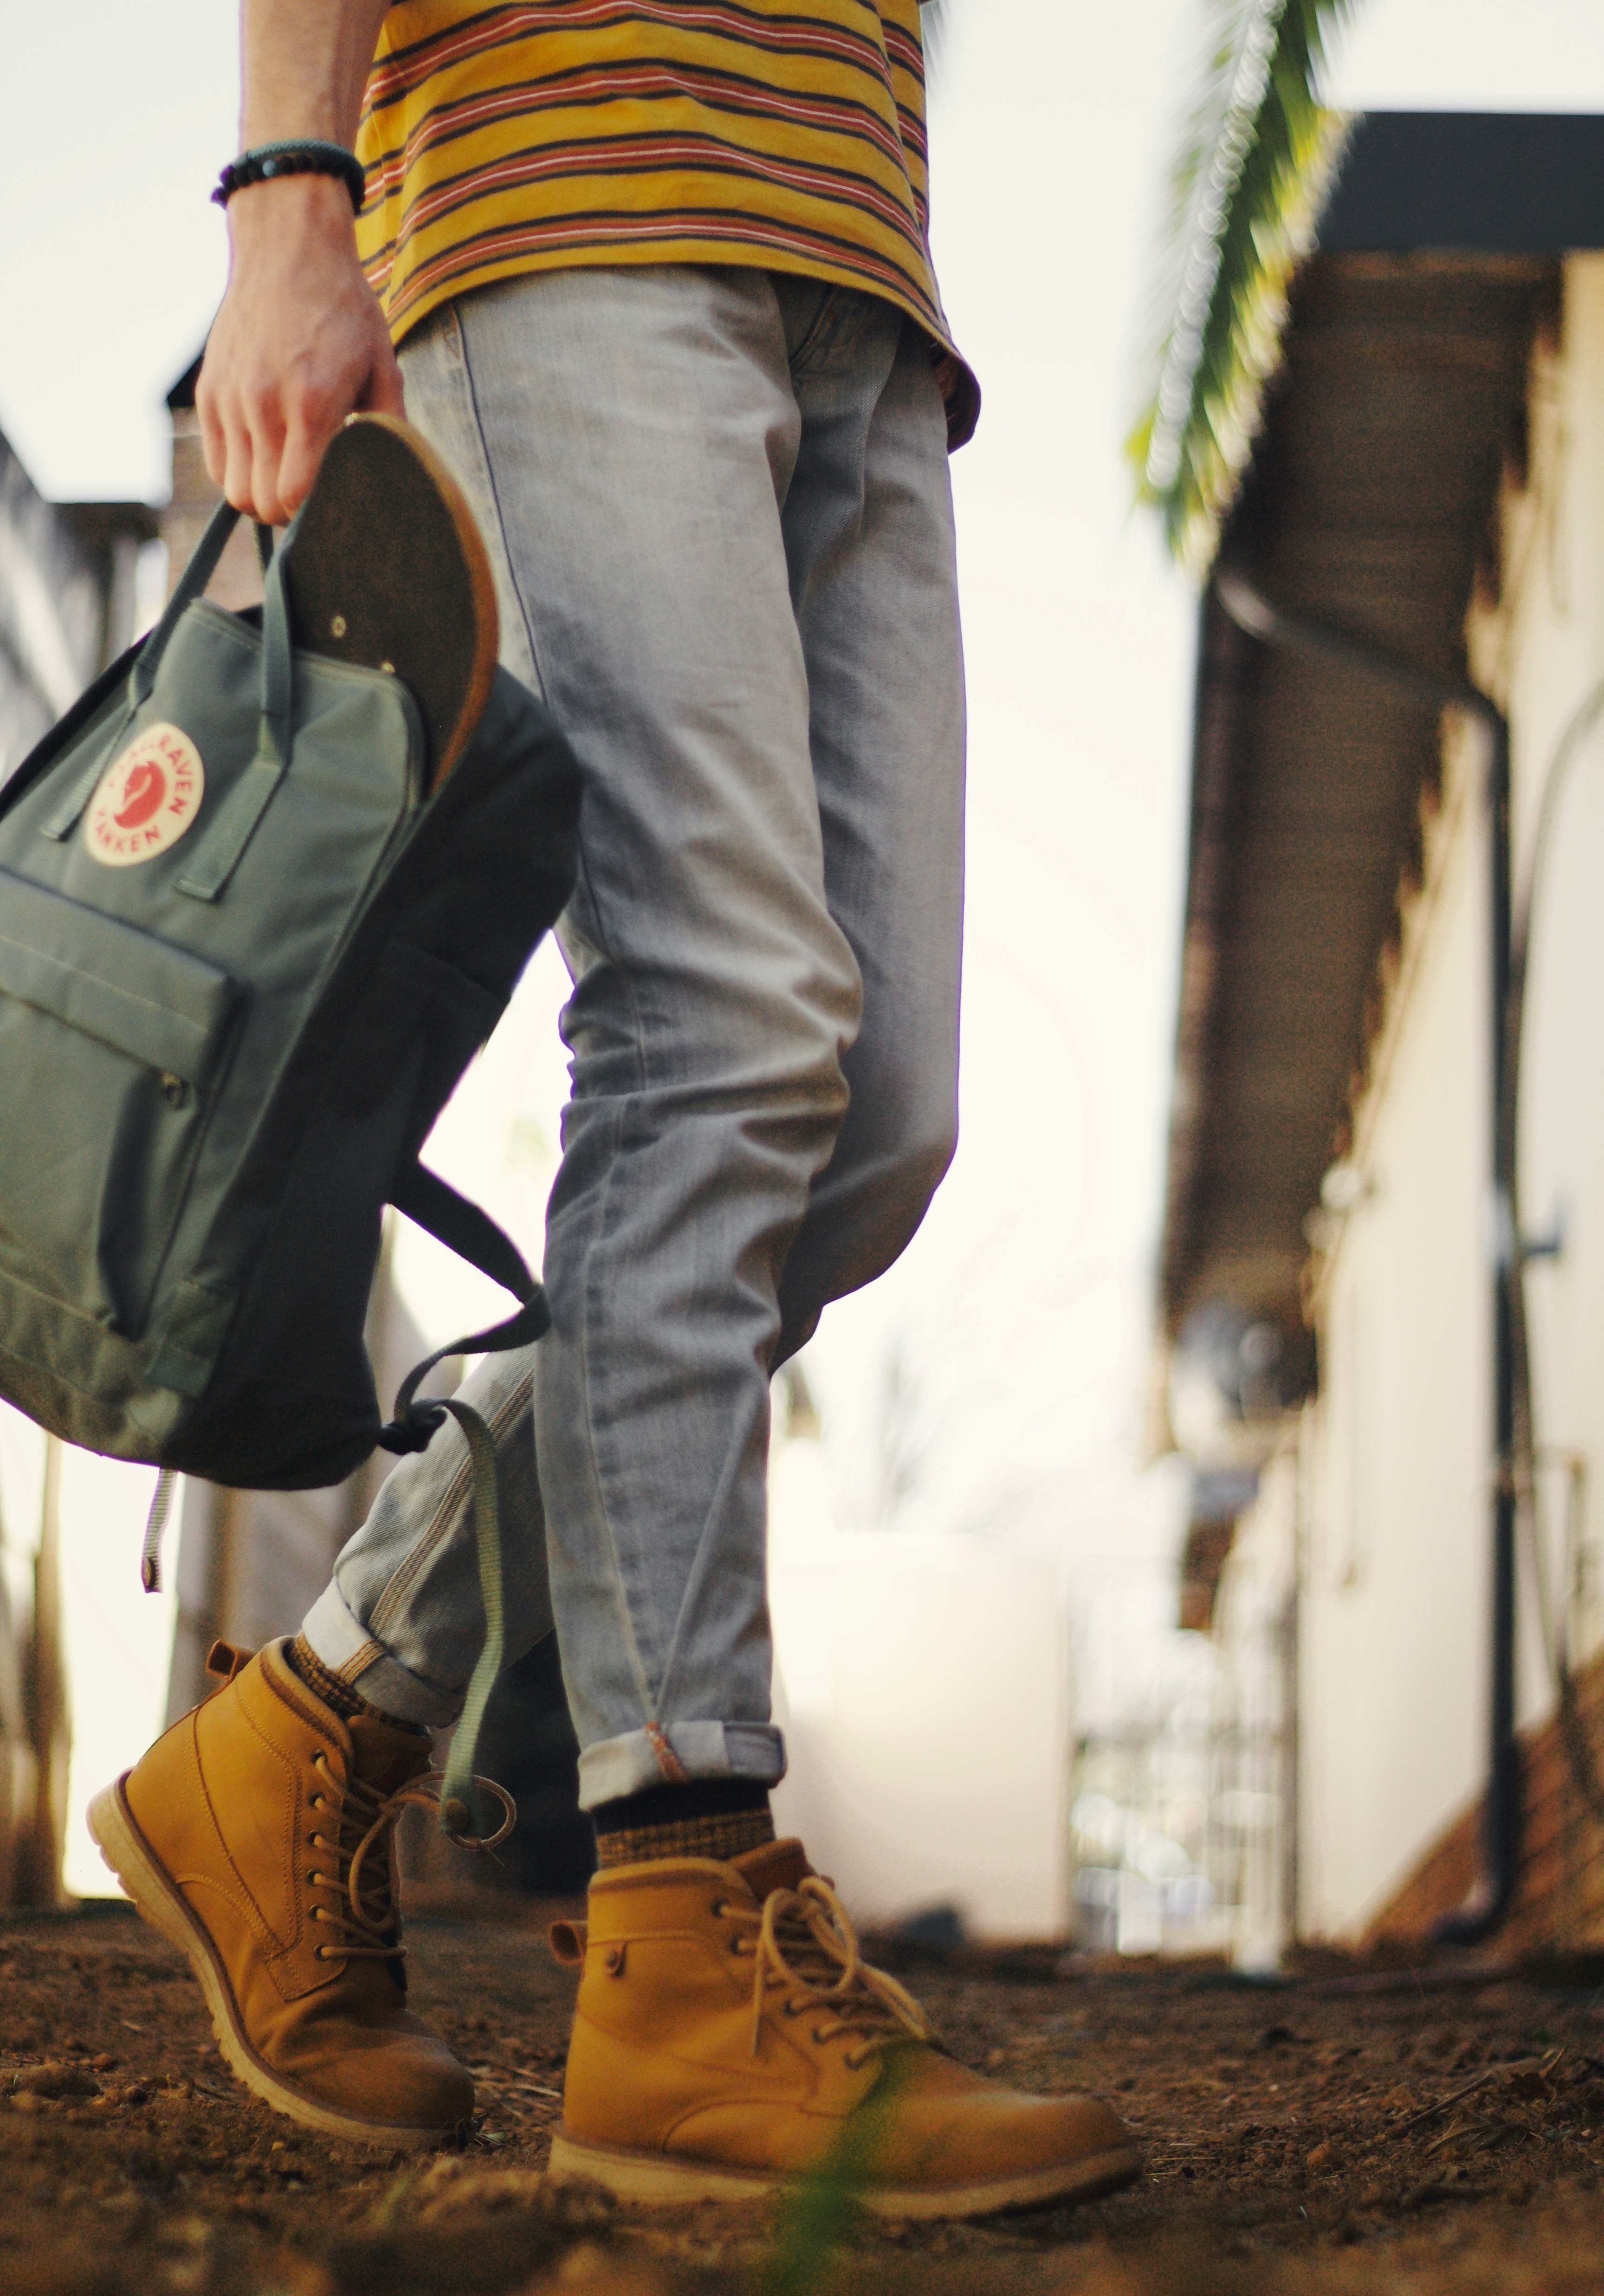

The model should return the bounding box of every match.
[547,1839,1140,2217]
[88,1637,475,2147]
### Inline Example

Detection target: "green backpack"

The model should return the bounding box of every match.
[0,499,579,1822]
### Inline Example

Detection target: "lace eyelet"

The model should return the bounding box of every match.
[783,2000,803,2017]
[314,1946,330,1960]
[845,2050,867,2071]
[709,1899,726,1919]
[729,1935,747,1955]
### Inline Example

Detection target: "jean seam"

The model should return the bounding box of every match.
[335,1638,387,1684]
[553,711,666,1725]
[364,1367,535,1644]
[450,300,551,702]
[566,1086,661,1724]
[784,280,839,374]
[787,283,886,378]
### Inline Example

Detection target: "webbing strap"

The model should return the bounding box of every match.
[390,1161,543,1312]
[140,1466,179,1594]
[432,1397,505,1841]
[43,499,244,843]
[380,1161,550,1830]
[176,524,297,902]
[135,500,246,702]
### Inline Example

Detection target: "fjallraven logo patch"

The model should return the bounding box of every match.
[84,725,206,866]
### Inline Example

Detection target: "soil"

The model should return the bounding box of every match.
[7,1899,1604,2294]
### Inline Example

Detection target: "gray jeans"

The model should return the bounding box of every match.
[301,264,965,1809]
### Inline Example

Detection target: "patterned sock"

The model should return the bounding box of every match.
[285,1632,423,1731]
[592,1777,775,1868]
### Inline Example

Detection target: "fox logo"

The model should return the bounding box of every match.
[113,759,168,830]
[85,725,205,866]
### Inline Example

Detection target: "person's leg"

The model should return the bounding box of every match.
[321,265,862,1804]
[517,287,1139,2213]
[96,266,1139,2201]
[86,268,860,2154]
[300,1344,549,1726]
[304,273,965,1782]
[770,286,966,1363]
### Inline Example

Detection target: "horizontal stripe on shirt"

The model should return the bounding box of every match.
[356,0,977,447]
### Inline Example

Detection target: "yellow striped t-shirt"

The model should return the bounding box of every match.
[355,1,977,445]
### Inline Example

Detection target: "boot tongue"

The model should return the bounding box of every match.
[731,1836,812,1900]
[346,1711,431,1797]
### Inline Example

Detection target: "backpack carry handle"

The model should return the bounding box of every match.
[39,497,298,876]
[42,499,304,902]
[175,523,298,902]
[134,500,249,706]
[40,498,247,844]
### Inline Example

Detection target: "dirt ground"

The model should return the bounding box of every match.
[8,1901,1604,2294]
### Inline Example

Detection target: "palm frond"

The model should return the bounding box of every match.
[1129,0,1359,576]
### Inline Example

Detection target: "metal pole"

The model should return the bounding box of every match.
[1470,710,1520,1942]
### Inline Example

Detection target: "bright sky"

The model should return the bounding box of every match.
[0,0,1600,1895]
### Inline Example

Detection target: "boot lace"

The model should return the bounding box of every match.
[306,1755,515,1961]
[715,1875,933,2069]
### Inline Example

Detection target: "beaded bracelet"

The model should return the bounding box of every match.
[212,140,367,214]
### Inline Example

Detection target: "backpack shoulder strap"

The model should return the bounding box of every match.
[379,1159,549,1450]
[389,1160,542,1310]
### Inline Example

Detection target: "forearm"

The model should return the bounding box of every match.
[198,0,403,520]
[239,0,393,149]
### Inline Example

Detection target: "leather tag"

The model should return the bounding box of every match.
[205,1639,254,1687]
[549,1918,588,1967]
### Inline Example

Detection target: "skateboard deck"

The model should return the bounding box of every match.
[281,413,499,789]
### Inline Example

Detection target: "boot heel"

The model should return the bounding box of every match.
[87,1777,195,1958]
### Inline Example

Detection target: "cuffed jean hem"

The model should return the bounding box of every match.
[300,1581,470,1731]
[577,1721,787,1811]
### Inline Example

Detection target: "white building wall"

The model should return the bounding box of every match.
[1298,769,1488,1936]
[1507,254,1604,1707]
[1298,253,1604,1939]
[767,1434,1071,1939]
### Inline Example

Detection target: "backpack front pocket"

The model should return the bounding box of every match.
[0,871,242,1338]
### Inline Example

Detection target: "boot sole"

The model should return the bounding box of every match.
[87,1775,463,2151]
[547,2126,1143,2218]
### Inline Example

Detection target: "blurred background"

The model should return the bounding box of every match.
[3,0,1604,1967]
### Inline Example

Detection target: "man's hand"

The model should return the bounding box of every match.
[197,0,398,525]
[197,173,404,527]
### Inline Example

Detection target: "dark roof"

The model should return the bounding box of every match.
[1159,113,1599,1357]
[1320,113,1604,256]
